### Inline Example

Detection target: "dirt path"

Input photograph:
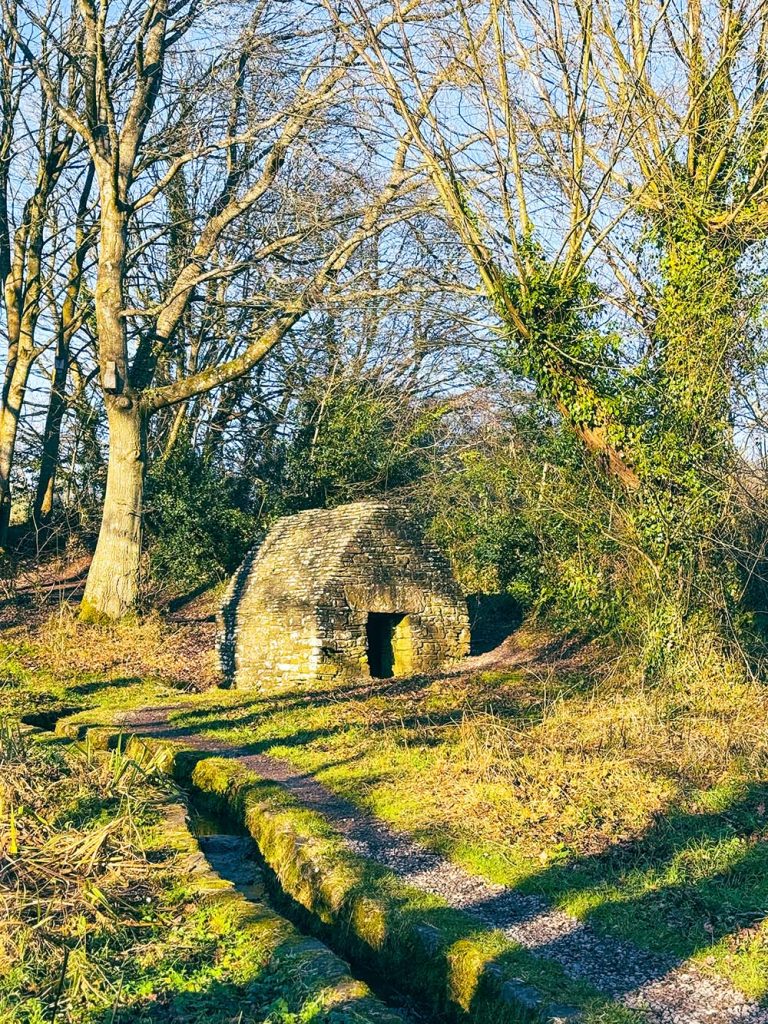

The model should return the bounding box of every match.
[123,707,767,1024]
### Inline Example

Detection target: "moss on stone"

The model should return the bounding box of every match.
[220,500,470,690]
[75,723,643,1024]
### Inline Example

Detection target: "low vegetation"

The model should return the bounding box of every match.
[5,0,768,1019]
[103,628,768,1001]
[0,602,218,724]
[118,737,642,1024]
[0,718,405,1023]
[5,609,768,1013]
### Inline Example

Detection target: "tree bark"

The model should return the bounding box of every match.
[80,399,146,621]
[0,353,32,541]
[33,356,68,525]
[80,192,143,621]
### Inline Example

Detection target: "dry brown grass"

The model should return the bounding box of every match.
[0,724,169,1017]
[6,603,221,692]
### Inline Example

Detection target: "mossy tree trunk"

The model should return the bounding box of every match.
[80,399,146,621]
[79,189,145,621]
[625,219,742,658]
[0,353,33,540]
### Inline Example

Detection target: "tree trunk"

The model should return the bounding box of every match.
[0,354,32,544]
[33,356,68,526]
[79,187,145,622]
[34,164,94,528]
[80,399,146,621]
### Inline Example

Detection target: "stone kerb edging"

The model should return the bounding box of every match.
[153,795,404,1023]
[60,720,580,1024]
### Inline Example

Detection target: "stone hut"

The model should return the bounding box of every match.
[218,500,470,690]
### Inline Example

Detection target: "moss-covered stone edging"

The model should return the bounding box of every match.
[61,721,627,1024]
[105,746,409,1024]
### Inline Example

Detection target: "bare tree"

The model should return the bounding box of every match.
[337,0,768,640]
[0,4,89,543]
[6,0,420,618]
[32,160,96,528]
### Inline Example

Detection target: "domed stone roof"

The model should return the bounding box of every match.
[218,500,469,690]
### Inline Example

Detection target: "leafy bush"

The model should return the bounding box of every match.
[274,376,434,512]
[421,447,541,607]
[416,404,628,632]
[144,445,256,594]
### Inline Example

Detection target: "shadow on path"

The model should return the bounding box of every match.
[116,707,768,1023]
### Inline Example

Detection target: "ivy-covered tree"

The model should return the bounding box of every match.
[342,0,768,668]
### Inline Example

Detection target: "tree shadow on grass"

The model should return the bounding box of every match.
[103,720,768,1014]
[241,803,622,1023]
[96,955,395,1024]
[152,674,531,754]
[195,747,768,1011]
[163,650,602,748]
[99,705,768,969]
[316,777,768,1017]
[120,708,471,777]
[173,672,440,721]
[69,675,144,695]
[532,780,768,951]
[452,779,768,1006]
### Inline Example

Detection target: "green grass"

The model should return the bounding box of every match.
[137,744,645,1024]
[9,611,768,1008]
[0,608,202,722]
[0,726,400,1024]
[147,647,768,1003]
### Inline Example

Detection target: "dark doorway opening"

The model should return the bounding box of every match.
[467,593,522,655]
[366,612,411,678]
[366,613,397,678]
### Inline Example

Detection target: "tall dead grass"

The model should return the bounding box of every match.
[0,724,170,1021]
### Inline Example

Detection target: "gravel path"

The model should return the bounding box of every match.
[123,708,768,1024]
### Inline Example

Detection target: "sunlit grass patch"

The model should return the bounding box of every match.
[160,635,768,1000]
[0,606,211,722]
[162,748,646,1024]
[12,613,768,1002]
[0,722,389,1023]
